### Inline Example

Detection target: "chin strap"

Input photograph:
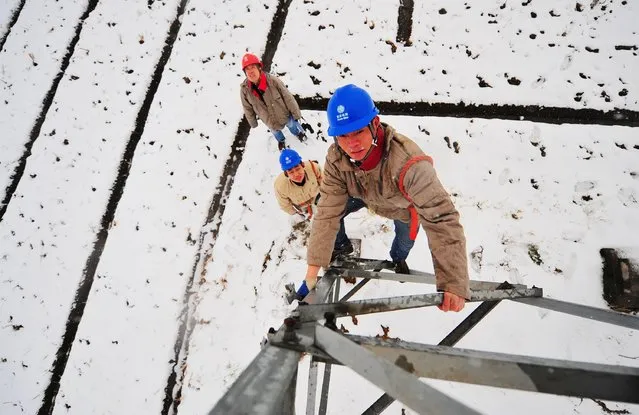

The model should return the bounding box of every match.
[337,122,379,166]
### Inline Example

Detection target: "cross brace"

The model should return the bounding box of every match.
[293,288,543,323]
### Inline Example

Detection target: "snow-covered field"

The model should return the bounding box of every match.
[1,0,637,414]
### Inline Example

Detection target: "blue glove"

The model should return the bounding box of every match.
[296,281,310,298]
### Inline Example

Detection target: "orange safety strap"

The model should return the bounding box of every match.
[309,160,321,181]
[398,155,434,240]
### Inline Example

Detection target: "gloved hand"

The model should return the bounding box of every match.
[289,213,307,225]
[296,281,310,298]
[292,205,314,222]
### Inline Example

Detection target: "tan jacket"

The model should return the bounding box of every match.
[307,124,470,299]
[274,161,323,215]
[240,73,302,131]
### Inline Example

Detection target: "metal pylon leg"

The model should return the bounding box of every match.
[317,278,340,414]
[305,358,319,415]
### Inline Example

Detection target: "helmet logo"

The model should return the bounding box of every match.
[336,104,349,122]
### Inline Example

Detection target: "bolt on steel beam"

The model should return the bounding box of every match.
[280,333,639,405]
[358,287,510,415]
[294,288,543,323]
[314,325,482,415]
[347,335,639,404]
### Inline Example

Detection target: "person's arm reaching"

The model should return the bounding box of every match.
[403,160,470,310]
[305,152,348,288]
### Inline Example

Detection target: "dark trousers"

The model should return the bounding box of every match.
[389,219,417,262]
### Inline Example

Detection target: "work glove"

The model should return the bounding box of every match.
[289,213,307,225]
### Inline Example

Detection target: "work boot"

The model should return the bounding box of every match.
[296,132,307,143]
[331,241,354,261]
[278,140,287,151]
[394,259,410,275]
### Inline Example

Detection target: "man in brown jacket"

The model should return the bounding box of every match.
[305,84,470,312]
[239,53,306,151]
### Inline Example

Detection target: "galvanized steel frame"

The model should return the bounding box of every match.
[209,263,639,415]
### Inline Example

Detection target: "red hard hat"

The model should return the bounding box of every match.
[241,53,262,70]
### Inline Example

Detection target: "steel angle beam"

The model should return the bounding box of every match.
[208,343,301,415]
[314,325,481,415]
[336,268,526,290]
[302,270,338,304]
[346,335,639,404]
[318,361,332,415]
[336,268,430,284]
[363,296,504,414]
[339,278,370,302]
[296,288,542,323]
[407,270,527,290]
[273,300,503,410]
[306,359,319,415]
[338,266,384,303]
[439,283,512,347]
[511,297,639,330]
[318,273,342,415]
[211,271,340,415]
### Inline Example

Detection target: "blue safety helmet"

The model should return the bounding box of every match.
[279,148,303,171]
[326,84,379,136]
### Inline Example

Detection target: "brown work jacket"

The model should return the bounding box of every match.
[307,124,470,299]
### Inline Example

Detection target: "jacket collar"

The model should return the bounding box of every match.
[247,72,268,97]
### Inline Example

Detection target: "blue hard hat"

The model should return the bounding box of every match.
[327,84,379,136]
[279,148,302,171]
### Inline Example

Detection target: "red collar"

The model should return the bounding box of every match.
[248,72,267,98]
[358,126,385,171]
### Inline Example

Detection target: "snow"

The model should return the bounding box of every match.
[0,0,22,39]
[1,0,638,414]
[276,0,638,109]
[1,0,183,412]
[0,0,89,194]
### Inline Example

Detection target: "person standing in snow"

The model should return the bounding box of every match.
[275,148,365,300]
[239,53,306,151]
[304,84,470,312]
